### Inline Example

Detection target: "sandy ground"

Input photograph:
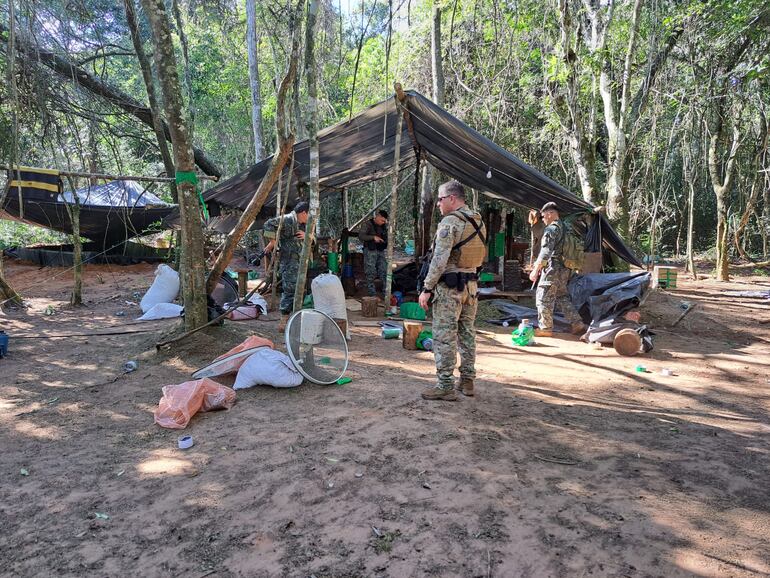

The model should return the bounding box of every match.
[1,258,769,578]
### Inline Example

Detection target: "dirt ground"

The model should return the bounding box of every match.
[1,258,769,578]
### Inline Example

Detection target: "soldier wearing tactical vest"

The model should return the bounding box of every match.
[529,202,586,337]
[418,180,487,401]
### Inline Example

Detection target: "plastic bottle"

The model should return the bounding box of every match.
[422,337,433,351]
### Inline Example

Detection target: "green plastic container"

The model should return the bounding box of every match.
[399,302,426,321]
[479,272,495,283]
[327,252,340,273]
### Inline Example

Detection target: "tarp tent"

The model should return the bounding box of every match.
[196,90,641,267]
[2,173,175,247]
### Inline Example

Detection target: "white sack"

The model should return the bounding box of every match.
[233,348,303,389]
[137,302,184,320]
[140,264,180,313]
[311,273,349,339]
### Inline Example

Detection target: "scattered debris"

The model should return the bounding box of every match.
[19,468,29,476]
[93,512,109,520]
[114,310,126,317]
[336,377,352,385]
[116,470,125,477]
[660,368,673,376]
[635,365,648,373]
[178,435,194,450]
[123,360,138,373]
[355,472,364,478]
[422,482,432,490]
[534,454,579,466]
[43,305,55,316]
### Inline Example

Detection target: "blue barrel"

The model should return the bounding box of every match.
[0,331,8,358]
[342,264,354,278]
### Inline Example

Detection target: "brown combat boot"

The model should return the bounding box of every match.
[278,314,289,332]
[421,387,458,401]
[571,322,588,335]
[457,377,475,397]
[534,328,553,337]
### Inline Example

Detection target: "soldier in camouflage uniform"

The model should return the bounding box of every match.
[418,181,487,401]
[263,201,309,329]
[359,210,388,296]
[529,202,585,337]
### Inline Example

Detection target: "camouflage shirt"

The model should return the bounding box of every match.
[534,220,565,269]
[263,211,302,263]
[423,205,484,291]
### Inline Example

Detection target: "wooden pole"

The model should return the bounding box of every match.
[384,86,405,310]
[64,176,83,306]
[0,165,217,184]
[498,207,507,290]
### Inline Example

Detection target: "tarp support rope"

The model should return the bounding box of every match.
[175,171,209,221]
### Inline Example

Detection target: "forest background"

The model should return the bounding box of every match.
[1,0,768,278]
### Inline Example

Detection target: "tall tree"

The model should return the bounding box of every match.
[205,0,302,294]
[139,0,208,330]
[293,0,320,313]
[246,0,265,161]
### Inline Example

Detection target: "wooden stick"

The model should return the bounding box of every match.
[155,282,267,350]
[0,164,218,183]
[671,302,697,327]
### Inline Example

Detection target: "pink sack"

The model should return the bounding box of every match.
[154,378,236,429]
[211,335,275,374]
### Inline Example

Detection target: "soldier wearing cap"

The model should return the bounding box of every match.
[528,202,585,337]
[418,180,487,401]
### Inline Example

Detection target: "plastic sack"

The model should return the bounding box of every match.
[141,264,180,313]
[311,274,349,338]
[154,378,236,429]
[211,335,274,374]
[138,302,184,320]
[233,348,303,389]
[225,293,268,319]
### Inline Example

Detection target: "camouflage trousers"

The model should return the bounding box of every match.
[431,280,478,390]
[279,258,299,314]
[363,248,387,296]
[536,266,581,330]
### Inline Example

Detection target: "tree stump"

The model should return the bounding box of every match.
[403,321,423,350]
[361,296,379,318]
[613,328,642,356]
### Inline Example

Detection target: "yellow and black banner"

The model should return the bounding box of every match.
[6,166,62,201]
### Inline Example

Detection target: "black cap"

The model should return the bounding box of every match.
[540,202,559,214]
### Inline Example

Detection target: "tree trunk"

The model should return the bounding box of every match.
[417,1,445,257]
[707,115,740,282]
[602,0,643,238]
[206,2,301,295]
[123,0,177,199]
[733,114,767,260]
[431,1,444,109]
[246,0,265,161]
[0,21,221,177]
[140,0,208,330]
[553,0,599,204]
[384,92,405,309]
[64,176,83,306]
[293,0,320,313]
